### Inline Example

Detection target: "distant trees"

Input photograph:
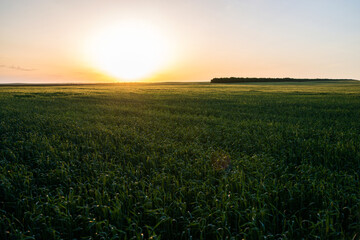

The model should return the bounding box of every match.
[210,77,344,83]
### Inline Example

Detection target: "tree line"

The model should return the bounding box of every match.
[210,77,350,83]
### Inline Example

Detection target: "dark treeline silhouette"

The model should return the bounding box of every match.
[211,77,355,83]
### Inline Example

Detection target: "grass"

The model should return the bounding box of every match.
[0,81,359,239]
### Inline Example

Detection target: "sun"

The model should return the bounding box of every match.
[86,21,172,81]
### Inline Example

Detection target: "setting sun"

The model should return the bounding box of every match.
[85,21,172,81]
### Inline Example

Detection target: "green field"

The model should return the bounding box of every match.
[1,81,359,239]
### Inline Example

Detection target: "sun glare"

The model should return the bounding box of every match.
[86,22,172,81]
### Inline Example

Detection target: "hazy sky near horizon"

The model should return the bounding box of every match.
[1,0,360,83]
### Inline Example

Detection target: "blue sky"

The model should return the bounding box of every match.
[1,0,359,82]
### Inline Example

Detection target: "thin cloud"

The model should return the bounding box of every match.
[0,64,35,71]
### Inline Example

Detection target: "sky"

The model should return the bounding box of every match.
[1,0,360,83]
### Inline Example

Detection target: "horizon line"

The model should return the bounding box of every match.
[0,78,359,86]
